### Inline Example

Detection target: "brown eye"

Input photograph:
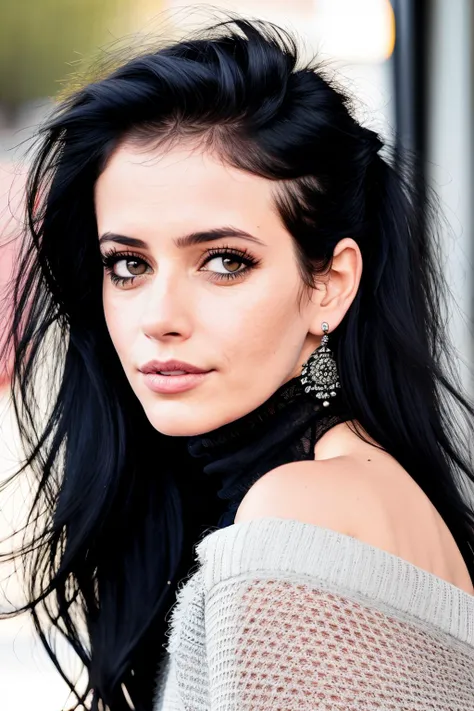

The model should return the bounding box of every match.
[198,246,260,282]
[205,256,245,274]
[115,258,148,278]
[222,258,243,273]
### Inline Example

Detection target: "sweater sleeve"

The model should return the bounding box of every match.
[196,518,474,711]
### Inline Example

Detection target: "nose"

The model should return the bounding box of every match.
[139,266,192,341]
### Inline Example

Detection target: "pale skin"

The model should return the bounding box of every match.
[95,140,474,596]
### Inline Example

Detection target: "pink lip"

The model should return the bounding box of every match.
[139,359,210,375]
[141,371,211,394]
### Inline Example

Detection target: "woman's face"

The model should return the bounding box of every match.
[94,141,323,436]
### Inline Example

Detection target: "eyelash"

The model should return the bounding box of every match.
[100,245,261,288]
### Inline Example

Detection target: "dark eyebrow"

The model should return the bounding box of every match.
[98,226,266,249]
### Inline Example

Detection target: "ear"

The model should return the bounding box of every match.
[308,238,362,335]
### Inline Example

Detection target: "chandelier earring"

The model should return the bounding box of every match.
[299,321,341,407]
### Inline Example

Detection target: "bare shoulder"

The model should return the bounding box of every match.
[234,454,398,543]
[234,443,474,595]
[234,419,406,538]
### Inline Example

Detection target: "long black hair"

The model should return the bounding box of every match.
[2,13,474,711]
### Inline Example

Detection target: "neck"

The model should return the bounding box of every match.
[185,376,352,513]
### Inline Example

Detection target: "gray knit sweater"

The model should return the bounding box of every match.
[152,517,474,710]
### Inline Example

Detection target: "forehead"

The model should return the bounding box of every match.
[94,142,282,236]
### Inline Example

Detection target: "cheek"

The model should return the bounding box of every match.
[102,290,136,363]
[213,279,306,366]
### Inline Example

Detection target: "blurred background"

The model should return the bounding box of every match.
[0,1,473,709]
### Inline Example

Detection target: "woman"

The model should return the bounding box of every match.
[1,15,474,711]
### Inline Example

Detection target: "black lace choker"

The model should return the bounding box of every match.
[186,376,352,527]
[187,376,310,452]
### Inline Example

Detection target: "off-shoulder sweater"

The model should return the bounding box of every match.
[153,516,474,710]
[151,377,474,709]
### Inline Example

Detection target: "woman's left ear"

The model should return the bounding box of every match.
[309,237,362,334]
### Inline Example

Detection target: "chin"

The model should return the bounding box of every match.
[152,421,207,437]
[142,404,216,438]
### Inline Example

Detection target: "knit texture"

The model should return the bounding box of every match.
[153,517,474,710]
